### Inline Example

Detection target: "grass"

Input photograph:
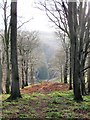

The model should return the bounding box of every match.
[1,91,90,119]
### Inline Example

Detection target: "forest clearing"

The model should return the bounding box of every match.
[0,0,90,119]
[1,82,90,119]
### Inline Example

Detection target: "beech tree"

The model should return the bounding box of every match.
[0,50,2,93]
[63,1,90,99]
[56,31,70,84]
[0,0,11,94]
[87,53,90,93]
[10,0,21,99]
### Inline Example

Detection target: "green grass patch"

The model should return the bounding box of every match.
[1,91,90,119]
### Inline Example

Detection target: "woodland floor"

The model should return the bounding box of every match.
[20,82,69,94]
[1,81,90,119]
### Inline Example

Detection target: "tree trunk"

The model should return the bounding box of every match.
[69,46,72,90]
[73,49,83,101]
[21,58,24,89]
[87,54,90,93]
[5,47,10,94]
[60,65,63,82]
[30,64,34,85]
[73,2,83,101]
[81,74,86,95]
[80,63,86,95]
[25,59,28,86]
[68,2,83,101]
[0,50,2,94]
[4,2,10,94]
[10,1,21,99]
[25,68,28,86]
[64,48,68,84]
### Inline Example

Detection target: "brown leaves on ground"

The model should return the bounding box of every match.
[21,82,69,94]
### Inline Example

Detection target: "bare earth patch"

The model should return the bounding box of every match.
[21,82,69,94]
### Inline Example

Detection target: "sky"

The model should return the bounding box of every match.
[0,0,58,49]
[17,0,54,32]
[0,0,55,32]
[0,0,90,32]
[16,0,59,49]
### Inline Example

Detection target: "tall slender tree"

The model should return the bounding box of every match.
[0,0,11,94]
[4,1,11,94]
[10,0,21,99]
[87,54,90,93]
[0,50,2,94]
[68,2,83,101]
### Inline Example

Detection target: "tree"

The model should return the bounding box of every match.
[87,53,90,93]
[67,1,90,99]
[0,0,33,93]
[37,0,90,101]
[10,0,21,99]
[0,0,11,94]
[0,32,5,93]
[18,31,40,86]
[0,50,2,93]
[68,2,83,101]
[56,32,69,84]
[4,1,11,94]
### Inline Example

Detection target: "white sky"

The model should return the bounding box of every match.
[1,0,89,31]
[17,0,55,32]
[0,0,55,32]
[0,0,58,49]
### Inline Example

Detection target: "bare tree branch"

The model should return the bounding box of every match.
[81,66,90,72]
[17,18,33,29]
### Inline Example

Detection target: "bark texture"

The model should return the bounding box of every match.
[10,1,21,99]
